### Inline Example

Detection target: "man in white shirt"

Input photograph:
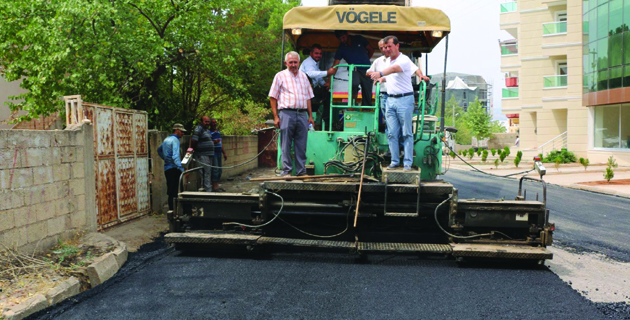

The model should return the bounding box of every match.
[370,36,429,170]
[366,39,390,132]
[299,44,335,130]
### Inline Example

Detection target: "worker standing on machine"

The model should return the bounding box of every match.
[366,38,390,133]
[269,51,315,177]
[331,30,375,106]
[299,44,335,130]
[370,35,418,171]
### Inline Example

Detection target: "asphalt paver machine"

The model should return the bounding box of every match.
[165,1,555,263]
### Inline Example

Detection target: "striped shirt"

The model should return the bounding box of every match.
[268,69,314,110]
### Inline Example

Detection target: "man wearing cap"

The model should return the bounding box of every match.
[157,124,186,210]
[191,116,214,191]
[269,51,315,177]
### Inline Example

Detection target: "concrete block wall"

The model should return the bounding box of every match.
[488,133,518,150]
[149,131,258,213]
[0,124,96,253]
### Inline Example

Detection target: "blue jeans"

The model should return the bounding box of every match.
[386,95,414,167]
[380,93,388,133]
[211,150,222,183]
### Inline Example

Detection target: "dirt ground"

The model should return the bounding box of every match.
[0,233,116,311]
[579,179,630,186]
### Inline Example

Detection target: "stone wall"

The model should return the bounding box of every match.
[0,124,96,253]
[149,132,258,213]
[489,133,518,150]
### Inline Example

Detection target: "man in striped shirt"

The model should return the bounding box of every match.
[269,51,315,177]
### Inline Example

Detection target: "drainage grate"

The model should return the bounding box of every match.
[358,242,452,253]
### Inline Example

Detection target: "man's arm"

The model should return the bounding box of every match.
[270,97,280,129]
[369,64,403,81]
[302,60,330,79]
[190,126,199,150]
[172,139,184,171]
[414,68,430,82]
[307,99,315,127]
[222,148,227,161]
[330,59,341,75]
[157,144,165,160]
[366,44,375,59]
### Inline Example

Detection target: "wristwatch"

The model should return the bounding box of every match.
[379,71,384,77]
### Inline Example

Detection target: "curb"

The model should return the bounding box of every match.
[1,241,129,320]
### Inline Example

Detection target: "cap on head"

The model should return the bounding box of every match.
[172,123,187,132]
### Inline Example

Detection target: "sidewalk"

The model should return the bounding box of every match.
[446,158,630,198]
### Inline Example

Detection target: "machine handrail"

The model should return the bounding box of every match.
[328,64,380,132]
[414,80,427,141]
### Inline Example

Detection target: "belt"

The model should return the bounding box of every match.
[388,92,413,98]
[280,108,307,112]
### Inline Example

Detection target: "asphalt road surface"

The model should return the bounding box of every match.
[33,170,626,320]
[442,169,630,262]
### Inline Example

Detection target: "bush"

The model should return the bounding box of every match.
[514,156,521,168]
[554,157,561,171]
[579,157,589,171]
[476,149,481,157]
[462,149,468,157]
[491,149,496,156]
[481,150,488,163]
[542,148,577,163]
[494,158,499,168]
[449,151,456,159]
[604,167,615,182]
[516,150,523,159]
[468,148,475,159]
[607,156,618,169]
[503,146,511,157]
[458,150,462,156]
[499,150,507,163]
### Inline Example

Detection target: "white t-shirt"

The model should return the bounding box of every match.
[367,56,388,93]
[384,54,418,95]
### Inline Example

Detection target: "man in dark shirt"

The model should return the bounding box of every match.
[210,118,228,192]
[191,116,214,191]
[331,30,375,106]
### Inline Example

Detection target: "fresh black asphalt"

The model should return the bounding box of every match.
[33,169,629,320]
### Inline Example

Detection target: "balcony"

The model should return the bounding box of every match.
[542,22,567,36]
[543,75,568,88]
[502,87,519,98]
[500,2,517,13]
[506,77,518,87]
[501,43,518,56]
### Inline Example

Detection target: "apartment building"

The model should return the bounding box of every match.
[583,0,630,165]
[500,0,587,158]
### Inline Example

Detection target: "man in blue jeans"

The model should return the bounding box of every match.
[210,118,228,192]
[157,124,186,210]
[371,35,428,171]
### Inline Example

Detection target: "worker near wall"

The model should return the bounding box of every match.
[157,124,186,210]
[370,35,418,171]
[366,39,390,133]
[191,116,214,191]
[210,118,227,192]
[269,51,315,177]
[299,44,335,130]
[331,30,375,106]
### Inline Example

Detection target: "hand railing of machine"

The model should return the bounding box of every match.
[414,80,428,142]
[328,64,380,132]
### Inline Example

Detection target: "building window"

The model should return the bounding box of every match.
[594,104,630,149]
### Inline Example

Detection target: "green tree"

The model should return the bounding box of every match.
[461,98,492,140]
[0,0,298,130]
[436,96,471,144]
[491,149,496,156]
[481,150,488,163]
[579,157,590,171]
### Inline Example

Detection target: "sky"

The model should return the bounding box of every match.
[300,0,512,120]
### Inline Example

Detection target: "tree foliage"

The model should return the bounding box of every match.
[0,0,297,130]
[437,97,505,145]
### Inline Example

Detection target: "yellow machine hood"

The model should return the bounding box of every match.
[284,5,450,32]
[283,5,450,52]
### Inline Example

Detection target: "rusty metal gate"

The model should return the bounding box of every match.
[64,95,150,229]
